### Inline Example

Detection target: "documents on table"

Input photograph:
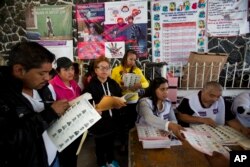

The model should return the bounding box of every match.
[136,123,181,149]
[182,124,250,158]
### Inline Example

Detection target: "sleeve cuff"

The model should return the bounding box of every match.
[165,121,170,131]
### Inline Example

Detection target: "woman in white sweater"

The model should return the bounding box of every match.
[136,77,184,140]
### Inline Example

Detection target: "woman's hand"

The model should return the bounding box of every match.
[129,82,142,91]
[168,122,185,141]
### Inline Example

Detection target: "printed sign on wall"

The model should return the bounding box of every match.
[207,0,249,37]
[151,0,207,65]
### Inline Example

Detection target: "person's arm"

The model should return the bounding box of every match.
[176,98,216,127]
[138,99,172,131]
[0,97,49,166]
[226,118,250,138]
[138,99,184,140]
[177,112,216,127]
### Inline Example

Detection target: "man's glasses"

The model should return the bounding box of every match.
[96,66,111,71]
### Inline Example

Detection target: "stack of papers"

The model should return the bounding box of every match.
[122,73,141,87]
[136,124,181,149]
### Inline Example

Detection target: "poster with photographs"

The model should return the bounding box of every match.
[151,0,207,64]
[76,1,148,59]
[76,3,105,59]
[104,0,148,58]
[25,5,72,40]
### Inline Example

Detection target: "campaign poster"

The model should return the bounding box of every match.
[151,0,207,64]
[25,5,72,40]
[76,3,105,59]
[207,0,249,37]
[104,1,148,58]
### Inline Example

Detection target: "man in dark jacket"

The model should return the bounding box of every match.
[0,42,69,167]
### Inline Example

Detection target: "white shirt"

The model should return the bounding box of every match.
[22,89,57,165]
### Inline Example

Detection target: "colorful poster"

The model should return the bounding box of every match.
[104,1,148,58]
[151,0,207,64]
[207,0,249,37]
[76,3,105,59]
[76,1,148,59]
[25,5,72,40]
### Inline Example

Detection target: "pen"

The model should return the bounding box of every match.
[39,100,54,103]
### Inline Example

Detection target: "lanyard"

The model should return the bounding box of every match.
[101,82,112,117]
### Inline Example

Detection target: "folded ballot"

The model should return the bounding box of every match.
[122,73,141,87]
[96,93,137,111]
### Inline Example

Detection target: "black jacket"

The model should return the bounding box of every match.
[0,66,58,167]
[84,76,122,136]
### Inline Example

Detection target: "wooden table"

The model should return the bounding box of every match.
[128,128,230,167]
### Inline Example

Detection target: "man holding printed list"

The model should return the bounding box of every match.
[0,42,69,167]
[176,81,250,137]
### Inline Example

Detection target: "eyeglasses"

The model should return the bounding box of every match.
[96,66,111,71]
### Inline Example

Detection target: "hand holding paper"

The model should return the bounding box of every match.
[95,96,126,111]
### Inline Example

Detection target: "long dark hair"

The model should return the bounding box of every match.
[143,77,168,112]
[121,49,137,73]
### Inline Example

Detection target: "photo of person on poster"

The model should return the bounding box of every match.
[126,15,147,57]
[46,16,54,37]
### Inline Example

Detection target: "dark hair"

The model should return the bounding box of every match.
[121,49,137,73]
[143,77,168,112]
[73,62,80,75]
[8,41,55,71]
[49,68,57,79]
[55,57,73,72]
[85,60,95,77]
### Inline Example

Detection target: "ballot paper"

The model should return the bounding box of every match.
[122,73,141,87]
[47,98,101,152]
[96,93,137,111]
[182,128,230,159]
[136,123,176,149]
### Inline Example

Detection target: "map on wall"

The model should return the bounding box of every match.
[76,1,148,59]
[151,0,208,65]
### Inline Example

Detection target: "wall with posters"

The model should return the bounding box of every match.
[0,0,250,81]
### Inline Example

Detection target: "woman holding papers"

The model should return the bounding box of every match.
[111,49,149,153]
[84,56,125,167]
[137,77,184,140]
[49,57,81,167]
